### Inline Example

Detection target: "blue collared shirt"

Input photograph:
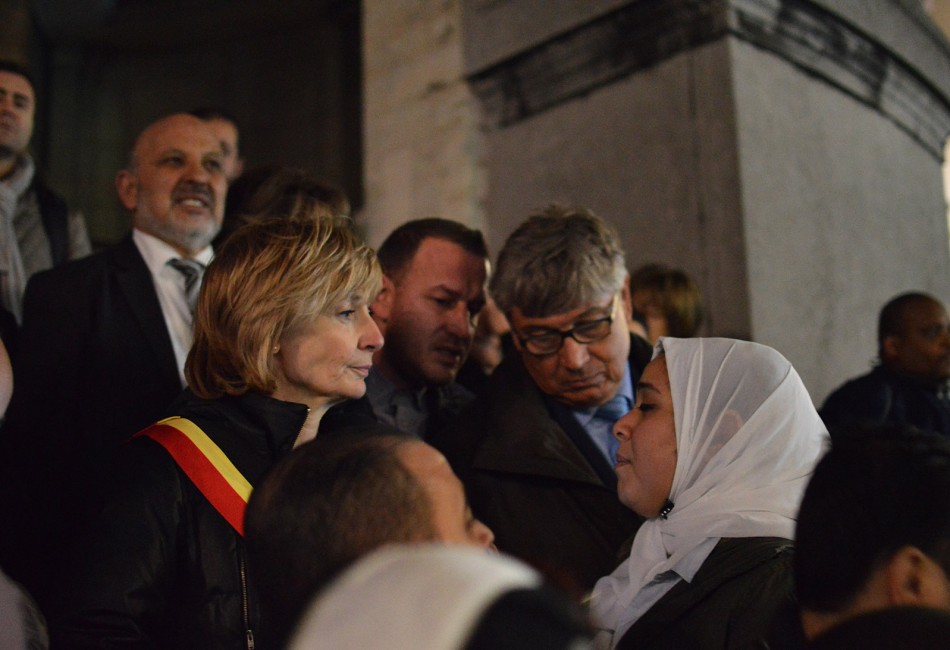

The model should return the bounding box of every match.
[571,364,634,465]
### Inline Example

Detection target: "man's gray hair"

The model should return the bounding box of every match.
[491,205,627,317]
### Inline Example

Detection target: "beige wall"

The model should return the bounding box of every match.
[361,0,950,404]
[360,0,486,248]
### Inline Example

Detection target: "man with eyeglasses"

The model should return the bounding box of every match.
[431,205,652,592]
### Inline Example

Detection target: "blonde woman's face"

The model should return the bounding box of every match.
[271,301,383,409]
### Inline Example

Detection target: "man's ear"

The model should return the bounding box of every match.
[371,275,396,327]
[884,546,949,607]
[115,170,138,211]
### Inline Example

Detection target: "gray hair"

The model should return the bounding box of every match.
[491,205,627,317]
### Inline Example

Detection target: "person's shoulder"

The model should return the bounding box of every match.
[807,607,950,650]
[820,368,891,419]
[26,239,132,292]
[319,397,379,439]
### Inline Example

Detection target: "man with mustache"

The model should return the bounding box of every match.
[323,218,488,440]
[431,205,652,593]
[0,113,225,606]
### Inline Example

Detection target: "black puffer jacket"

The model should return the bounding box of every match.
[52,390,307,649]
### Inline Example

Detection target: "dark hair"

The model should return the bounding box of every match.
[377,218,488,279]
[877,291,942,356]
[188,106,240,131]
[245,430,435,643]
[215,165,351,247]
[795,424,950,612]
[630,264,703,337]
[0,59,35,93]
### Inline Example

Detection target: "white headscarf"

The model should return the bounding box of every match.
[290,545,542,650]
[590,337,827,646]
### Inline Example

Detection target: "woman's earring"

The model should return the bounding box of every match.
[272,344,280,354]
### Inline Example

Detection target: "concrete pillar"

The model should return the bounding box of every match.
[443,0,950,403]
[360,0,486,248]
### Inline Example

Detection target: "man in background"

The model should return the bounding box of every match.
[796,425,950,647]
[821,291,950,438]
[0,112,226,605]
[0,59,90,326]
[245,428,494,646]
[433,205,651,592]
[323,217,488,439]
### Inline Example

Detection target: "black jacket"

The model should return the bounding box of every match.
[616,537,803,650]
[0,237,184,604]
[432,334,652,593]
[52,390,307,649]
[820,365,950,438]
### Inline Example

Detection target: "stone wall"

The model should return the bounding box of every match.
[415,0,950,404]
[360,0,485,247]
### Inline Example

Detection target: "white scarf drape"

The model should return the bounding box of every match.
[291,545,541,649]
[590,337,828,647]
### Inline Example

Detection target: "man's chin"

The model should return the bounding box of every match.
[555,386,613,410]
[421,363,458,388]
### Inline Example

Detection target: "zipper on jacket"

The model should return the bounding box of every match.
[239,547,255,650]
[291,406,312,448]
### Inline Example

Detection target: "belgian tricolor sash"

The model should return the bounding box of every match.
[135,416,253,536]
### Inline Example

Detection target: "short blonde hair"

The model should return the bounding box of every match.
[187,213,381,399]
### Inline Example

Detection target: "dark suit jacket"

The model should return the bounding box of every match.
[0,235,183,604]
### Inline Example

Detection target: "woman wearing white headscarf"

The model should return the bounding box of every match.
[290,545,593,649]
[590,337,827,649]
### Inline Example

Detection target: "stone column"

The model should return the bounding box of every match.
[456,0,950,403]
[360,0,486,248]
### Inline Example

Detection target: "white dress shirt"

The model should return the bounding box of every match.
[132,229,213,386]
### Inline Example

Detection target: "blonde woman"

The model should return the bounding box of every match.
[55,214,382,648]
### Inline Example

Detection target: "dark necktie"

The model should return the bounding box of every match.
[168,258,205,314]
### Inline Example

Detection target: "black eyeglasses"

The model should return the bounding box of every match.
[517,294,618,356]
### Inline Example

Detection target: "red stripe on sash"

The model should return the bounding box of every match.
[136,423,247,536]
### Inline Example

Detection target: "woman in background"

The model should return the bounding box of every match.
[628,264,703,343]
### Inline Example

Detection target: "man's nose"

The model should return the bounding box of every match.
[183,158,212,182]
[558,335,589,369]
[446,303,474,339]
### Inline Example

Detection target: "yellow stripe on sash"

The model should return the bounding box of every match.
[157,416,253,503]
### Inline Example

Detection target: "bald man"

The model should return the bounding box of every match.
[0,113,226,606]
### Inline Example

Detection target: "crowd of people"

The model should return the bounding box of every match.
[1,56,949,649]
